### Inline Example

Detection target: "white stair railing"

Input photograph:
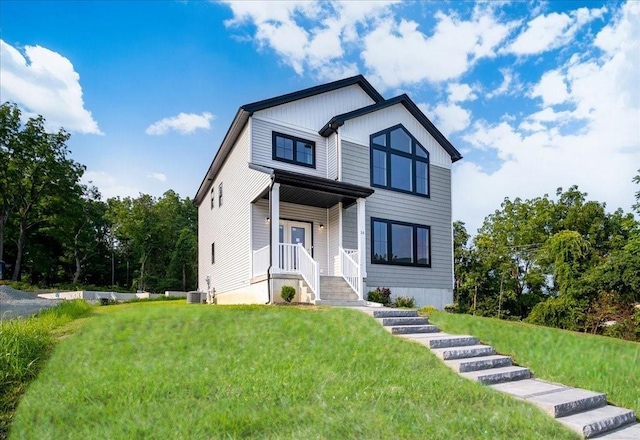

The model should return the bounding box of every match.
[252,245,270,277]
[296,244,320,300]
[339,247,361,300]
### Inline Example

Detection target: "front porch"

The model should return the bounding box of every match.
[249,166,374,304]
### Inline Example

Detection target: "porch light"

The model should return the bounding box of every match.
[266,217,270,222]
[319,224,324,230]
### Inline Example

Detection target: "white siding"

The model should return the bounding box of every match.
[328,204,340,275]
[251,117,328,178]
[255,84,376,131]
[327,132,338,180]
[251,199,330,276]
[340,104,453,169]
[198,123,271,294]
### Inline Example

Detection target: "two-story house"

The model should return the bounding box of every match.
[194,75,462,307]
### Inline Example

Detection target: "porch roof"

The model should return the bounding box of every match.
[250,165,374,209]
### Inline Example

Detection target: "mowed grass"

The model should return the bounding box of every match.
[10,303,579,439]
[428,311,640,416]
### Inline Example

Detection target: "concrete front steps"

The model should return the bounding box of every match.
[364,308,638,439]
[313,276,366,306]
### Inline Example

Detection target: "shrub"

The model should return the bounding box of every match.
[394,296,415,308]
[367,287,392,306]
[444,303,458,313]
[419,306,437,317]
[525,296,587,331]
[280,285,295,303]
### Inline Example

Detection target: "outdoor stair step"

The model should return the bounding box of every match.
[378,316,429,326]
[372,309,418,318]
[315,299,367,306]
[593,422,640,439]
[444,355,512,373]
[386,325,440,335]
[404,333,480,348]
[557,405,636,438]
[526,388,608,418]
[321,293,358,299]
[431,344,496,360]
[460,366,531,384]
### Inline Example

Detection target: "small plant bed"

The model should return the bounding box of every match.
[10,304,579,439]
[426,310,640,417]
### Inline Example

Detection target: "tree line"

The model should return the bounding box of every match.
[0,102,197,292]
[454,181,640,341]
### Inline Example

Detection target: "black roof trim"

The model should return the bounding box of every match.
[319,94,463,163]
[241,75,384,114]
[269,167,374,199]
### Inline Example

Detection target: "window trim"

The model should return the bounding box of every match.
[371,217,431,268]
[218,182,223,207]
[272,131,316,168]
[370,124,430,198]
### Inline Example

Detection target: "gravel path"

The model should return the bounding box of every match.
[0,285,60,319]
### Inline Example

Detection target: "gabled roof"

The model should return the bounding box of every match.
[194,75,384,205]
[318,94,463,163]
[241,75,384,114]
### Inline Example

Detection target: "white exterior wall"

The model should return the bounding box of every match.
[327,132,338,180]
[255,84,376,131]
[339,104,453,170]
[327,204,340,276]
[251,117,328,178]
[197,122,271,295]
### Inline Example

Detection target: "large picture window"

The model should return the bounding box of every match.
[272,132,316,168]
[370,125,429,197]
[371,218,431,267]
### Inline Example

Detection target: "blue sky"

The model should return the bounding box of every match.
[1,0,638,233]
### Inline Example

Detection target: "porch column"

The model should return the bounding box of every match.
[270,183,280,273]
[356,197,366,299]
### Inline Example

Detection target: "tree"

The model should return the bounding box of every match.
[0,103,21,265]
[4,107,85,280]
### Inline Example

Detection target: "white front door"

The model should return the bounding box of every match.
[279,220,312,255]
[278,220,312,271]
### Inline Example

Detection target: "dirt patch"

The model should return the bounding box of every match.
[0,285,60,320]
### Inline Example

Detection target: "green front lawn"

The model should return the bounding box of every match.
[9,304,578,439]
[428,311,640,416]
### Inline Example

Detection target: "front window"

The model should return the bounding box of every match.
[370,125,429,197]
[371,218,431,267]
[218,182,223,207]
[272,132,316,168]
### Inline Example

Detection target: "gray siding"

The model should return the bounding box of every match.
[341,140,453,290]
[197,123,271,294]
[342,204,357,250]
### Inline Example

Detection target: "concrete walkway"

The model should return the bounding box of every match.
[355,307,639,439]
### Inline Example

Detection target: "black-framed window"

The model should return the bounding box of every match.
[272,132,316,168]
[210,187,214,209]
[211,242,215,264]
[370,124,429,197]
[218,182,223,207]
[371,218,431,267]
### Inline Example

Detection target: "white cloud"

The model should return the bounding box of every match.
[455,2,640,234]
[222,0,396,81]
[485,68,519,98]
[362,8,518,88]
[447,83,477,103]
[419,102,471,137]
[505,6,607,56]
[147,173,167,182]
[82,171,141,200]
[0,40,102,135]
[529,70,570,106]
[146,112,215,135]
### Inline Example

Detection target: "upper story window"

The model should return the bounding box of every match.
[272,132,315,168]
[210,187,215,209]
[370,125,429,197]
[218,182,223,207]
